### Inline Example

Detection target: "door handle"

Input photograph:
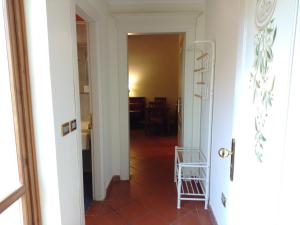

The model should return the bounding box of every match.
[218,148,233,158]
[218,139,235,181]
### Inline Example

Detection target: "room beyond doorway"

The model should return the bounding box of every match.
[128,33,184,138]
[128,33,184,189]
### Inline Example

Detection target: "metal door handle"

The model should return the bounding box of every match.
[218,148,232,158]
[218,139,235,181]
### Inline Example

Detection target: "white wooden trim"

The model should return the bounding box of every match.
[114,13,202,180]
[70,6,85,225]
[71,5,106,225]
[117,30,130,180]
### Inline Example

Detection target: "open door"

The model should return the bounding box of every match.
[177,34,184,146]
[75,15,94,210]
[177,98,182,146]
[223,1,299,225]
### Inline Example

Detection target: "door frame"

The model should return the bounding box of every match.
[71,1,107,210]
[0,0,41,224]
[114,13,201,180]
[75,13,96,199]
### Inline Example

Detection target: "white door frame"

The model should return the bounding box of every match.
[114,13,202,180]
[71,0,107,211]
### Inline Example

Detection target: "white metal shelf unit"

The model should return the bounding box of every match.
[175,40,215,210]
[174,147,209,209]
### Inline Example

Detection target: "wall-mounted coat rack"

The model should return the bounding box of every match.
[175,40,215,210]
[192,40,215,100]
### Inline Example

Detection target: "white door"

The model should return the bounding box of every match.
[226,1,299,225]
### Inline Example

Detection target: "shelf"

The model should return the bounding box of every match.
[196,53,208,61]
[194,94,202,99]
[194,68,210,73]
[80,85,90,94]
[194,68,205,72]
[77,42,87,47]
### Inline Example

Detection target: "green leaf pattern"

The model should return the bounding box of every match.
[250,19,277,162]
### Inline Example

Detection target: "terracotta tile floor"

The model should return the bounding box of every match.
[85,130,214,225]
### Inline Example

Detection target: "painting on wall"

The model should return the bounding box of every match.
[250,0,277,162]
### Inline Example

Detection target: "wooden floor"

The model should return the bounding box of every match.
[85,130,214,225]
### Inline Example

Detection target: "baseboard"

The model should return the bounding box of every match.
[105,175,120,199]
[208,204,218,225]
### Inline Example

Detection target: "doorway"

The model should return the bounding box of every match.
[75,15,93,210]
[128,33,184,181]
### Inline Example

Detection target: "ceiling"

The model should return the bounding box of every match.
[105,0,206,13]
[106,0,205,3]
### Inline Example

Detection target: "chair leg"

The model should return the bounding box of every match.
[144,122,149,136]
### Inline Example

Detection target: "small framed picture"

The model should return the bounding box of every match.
[61,122,70,136]
[70,119,77,132]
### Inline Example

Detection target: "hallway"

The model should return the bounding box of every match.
[85,131,214,225]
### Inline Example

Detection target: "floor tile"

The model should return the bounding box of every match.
[85,130,214,225]
[86,202,113,216]
[85,215,96,225]
[93,211,128,225]
[105,195,135,210]
[116,201,150,222]
[154,202,195,224]
[130,212,169,225]
[171,210,202,225]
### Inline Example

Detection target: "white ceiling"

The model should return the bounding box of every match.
[105,0,206,13]
[106,0,205,4]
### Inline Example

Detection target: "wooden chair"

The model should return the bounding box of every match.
[154,97,167,107]
[145,101,168,135]
[129,97,146,129]
[166,108,178,135]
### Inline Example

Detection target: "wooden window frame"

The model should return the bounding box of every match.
[0,0,41,224]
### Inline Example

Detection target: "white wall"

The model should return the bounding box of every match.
[128,34,180,108]
[24,0,62,224]
[24,0,113,224]
[45,0,84,223]
[204,1,242,225]
[279,3,300,222]
[107,16,121,176]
